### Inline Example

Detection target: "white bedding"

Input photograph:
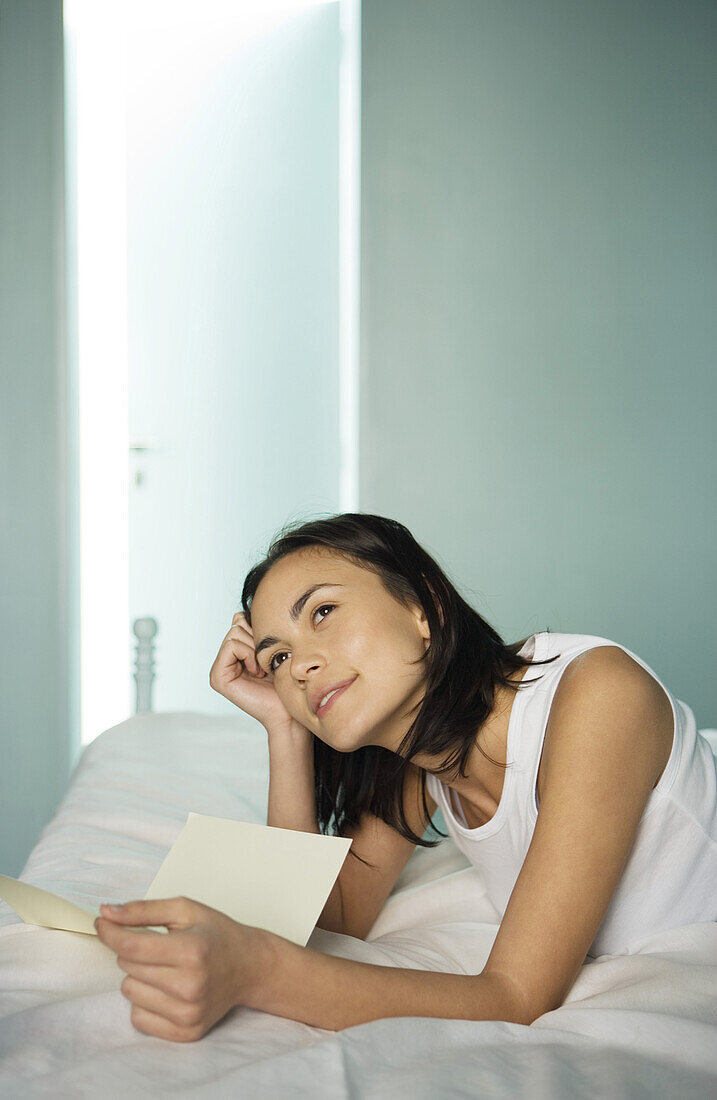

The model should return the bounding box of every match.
[1,712,715,1098]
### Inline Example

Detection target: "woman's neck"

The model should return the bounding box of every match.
[412,660,531,789]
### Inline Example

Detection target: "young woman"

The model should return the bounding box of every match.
[95,513,717,1043]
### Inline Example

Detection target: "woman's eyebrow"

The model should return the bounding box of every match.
[254,583,344,659]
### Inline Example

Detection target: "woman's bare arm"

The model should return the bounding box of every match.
[266,720,344,934]
[249,935,530,1030]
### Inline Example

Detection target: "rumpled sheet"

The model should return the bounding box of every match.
[1,712,715,1099]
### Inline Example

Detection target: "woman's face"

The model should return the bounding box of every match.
[249,547,431,754]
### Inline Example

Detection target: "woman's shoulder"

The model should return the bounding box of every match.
[540,642,674,800]
[546,639,672,727]
[534,632,669,683]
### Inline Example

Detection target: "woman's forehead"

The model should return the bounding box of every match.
[252,551,370,611]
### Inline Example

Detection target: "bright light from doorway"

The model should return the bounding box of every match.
[64,0,356,746]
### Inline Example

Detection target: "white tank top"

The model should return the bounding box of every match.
[424,631,717,958]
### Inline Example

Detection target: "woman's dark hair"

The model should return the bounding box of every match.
[241,512,561,868]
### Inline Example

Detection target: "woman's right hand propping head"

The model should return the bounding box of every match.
[209,611,295,732]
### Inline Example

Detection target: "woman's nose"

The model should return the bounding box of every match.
[291,656,322,679]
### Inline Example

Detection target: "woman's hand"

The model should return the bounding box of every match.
[209,611,298,733]
[94,897,274,1043]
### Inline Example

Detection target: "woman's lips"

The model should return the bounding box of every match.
[317,677,356,718]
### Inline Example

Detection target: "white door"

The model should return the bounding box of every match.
[126,2,343,717]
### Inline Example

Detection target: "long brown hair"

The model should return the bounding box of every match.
[241,513,561,867]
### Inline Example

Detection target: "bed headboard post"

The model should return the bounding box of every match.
[133,617,158,714]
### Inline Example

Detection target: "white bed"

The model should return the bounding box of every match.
[1,711,716,1098]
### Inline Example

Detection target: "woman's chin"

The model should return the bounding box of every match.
[317,720,369,751]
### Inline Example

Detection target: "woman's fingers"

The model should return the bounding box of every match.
[95,920,177,964]
[226,629,262,677]
[227,616,264,677]
[118,957,179,991]
[118,958,186,1000]
[120,974,196,1029]
[210,612,270,703]
[127,1001,198,1042]
[213,625,254,673]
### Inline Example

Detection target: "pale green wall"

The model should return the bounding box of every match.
[359,0,717,727]
[0,0,79,876]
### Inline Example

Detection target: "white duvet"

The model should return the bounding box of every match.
[1,712,715,1099]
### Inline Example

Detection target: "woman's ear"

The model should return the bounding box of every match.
[417,609,431,643]
[422,577,445,628]
[412,578,444,642]
[409,598,431,644]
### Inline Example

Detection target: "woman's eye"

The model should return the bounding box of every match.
[268,604,335,673]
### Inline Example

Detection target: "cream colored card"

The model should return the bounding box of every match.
[0,875,102,936]
[0,813,353,946]
[143,813,352,946]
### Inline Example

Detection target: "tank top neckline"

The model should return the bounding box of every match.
[441,631,542,839]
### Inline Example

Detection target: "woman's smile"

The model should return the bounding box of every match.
[316,677,357,718]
